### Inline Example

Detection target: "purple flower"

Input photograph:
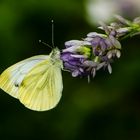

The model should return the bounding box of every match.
[61,51,86,77]
[61,40,92,77]
[61,32,122,78]
[85,32,121,57]
[60,15,140,79]
[61,25,121,77]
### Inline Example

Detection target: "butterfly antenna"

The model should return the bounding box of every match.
[51,20,55,48]
[39,40,52,49]
[39,20,55,49]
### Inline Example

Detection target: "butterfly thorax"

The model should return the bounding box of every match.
[50,48,63,68]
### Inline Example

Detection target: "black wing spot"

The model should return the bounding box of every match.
[14,83,19,87]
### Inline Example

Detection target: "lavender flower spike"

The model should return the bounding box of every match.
[61,31,122,78]
[61,16,140,80]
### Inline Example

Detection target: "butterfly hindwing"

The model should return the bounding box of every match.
[18,58,63,111]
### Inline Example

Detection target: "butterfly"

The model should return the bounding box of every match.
[0,47,63,111]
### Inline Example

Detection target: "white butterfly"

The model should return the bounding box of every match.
[0,48,63,111]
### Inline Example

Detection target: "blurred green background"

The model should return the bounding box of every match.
[0,0,140,139]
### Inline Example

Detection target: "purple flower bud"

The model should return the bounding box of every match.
[62,45,81,53]
[65,40,91,48]
[100,38,108,51]
[72,68,84,77]
[107,63,112,74]
[109,35,121,49]
[114,15,131,25]
[107,51,113,59]
[65,40,82,48]
[90,37,101,47]
[87,32,106,38]
[116,50,121,58]
[116,27,130,36]
[71,54,87,58]
[133,17,140,25]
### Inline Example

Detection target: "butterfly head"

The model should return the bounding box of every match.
[50,48,60,58]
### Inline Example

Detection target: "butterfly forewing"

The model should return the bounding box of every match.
[0,55,49,98]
